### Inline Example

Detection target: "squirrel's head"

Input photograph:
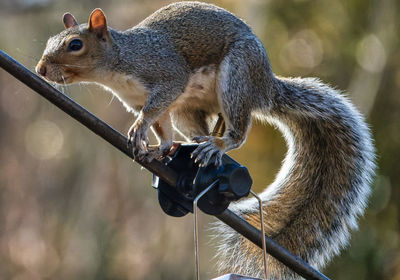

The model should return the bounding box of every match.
[36,9,113,84]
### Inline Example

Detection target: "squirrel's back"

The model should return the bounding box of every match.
[137,2,253,69]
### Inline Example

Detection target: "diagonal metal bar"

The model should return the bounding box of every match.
[0,50,177,186]
[0,49,330,280]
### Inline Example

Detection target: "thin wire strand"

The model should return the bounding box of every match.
[193,179,219,280]
[250,189,268,279]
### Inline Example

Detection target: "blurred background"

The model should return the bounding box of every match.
[0,0,399,279]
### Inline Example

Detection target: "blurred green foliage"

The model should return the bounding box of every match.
[0,0,399,279]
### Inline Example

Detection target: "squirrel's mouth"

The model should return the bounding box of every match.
[35,60,75,84]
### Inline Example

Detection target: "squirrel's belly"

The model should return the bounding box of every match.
[171,65,219,113]
[98,72,149,112]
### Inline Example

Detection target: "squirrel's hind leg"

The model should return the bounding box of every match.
[191,42,255,166]
[171,108,210,139]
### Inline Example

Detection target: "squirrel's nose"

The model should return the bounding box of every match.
[36,64,47,77]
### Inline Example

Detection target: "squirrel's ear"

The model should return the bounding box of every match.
[88,8,108,39]
[63,12,78,29]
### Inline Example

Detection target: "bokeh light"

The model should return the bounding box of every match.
[25,120,64,160]
[356,34,387,73]
[0,0,399,279]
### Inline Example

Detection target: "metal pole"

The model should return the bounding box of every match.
[0,49,330,280]
[0,50,177,186]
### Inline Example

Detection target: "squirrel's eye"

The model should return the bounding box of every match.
[67,39,83,51]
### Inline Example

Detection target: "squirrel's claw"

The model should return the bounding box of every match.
[127,119,150,161]
[191,138,224,167]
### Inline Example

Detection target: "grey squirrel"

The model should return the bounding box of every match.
[36,2,376,279]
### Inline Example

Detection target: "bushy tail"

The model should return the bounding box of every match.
[213,77,376,279]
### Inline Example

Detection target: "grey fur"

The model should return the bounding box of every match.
[37,2,376,278]
[214,76,375,278]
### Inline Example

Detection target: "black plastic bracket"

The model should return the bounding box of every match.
[155,144,253,217]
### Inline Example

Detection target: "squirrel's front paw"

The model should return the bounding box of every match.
[127,118,150,161]
[191,136,226,167]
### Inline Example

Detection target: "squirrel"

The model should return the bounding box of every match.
[36,2,376,279]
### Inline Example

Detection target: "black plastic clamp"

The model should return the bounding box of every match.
[155,144,253,217]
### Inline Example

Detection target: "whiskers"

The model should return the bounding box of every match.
[53,62,95,69]
[60,75,71,96]
[61,76,67,85]
[50,75,70,96]
[53,83,64,95]
[107,93,116,107]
